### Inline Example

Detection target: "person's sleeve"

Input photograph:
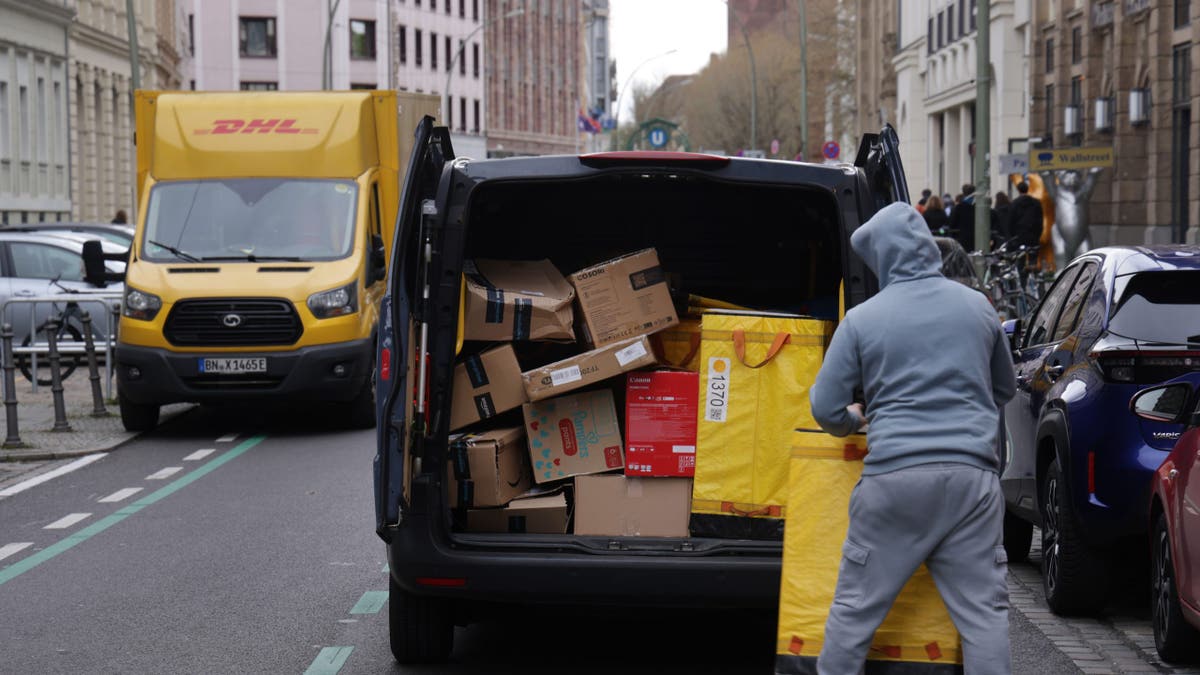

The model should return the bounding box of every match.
[810,317,863,437]
[990,320,1017,408]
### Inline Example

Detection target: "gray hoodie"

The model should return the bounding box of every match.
[810,202,1017,475]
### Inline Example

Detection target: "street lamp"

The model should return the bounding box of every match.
[612,48,678,150]
[722,0,758,153]
[322,0,344,90]
[446,8,525,130]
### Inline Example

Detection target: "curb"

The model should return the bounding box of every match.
[0,435,137,462]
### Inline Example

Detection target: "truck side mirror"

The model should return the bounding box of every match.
[82,239,127,287]
[367,234,387,286]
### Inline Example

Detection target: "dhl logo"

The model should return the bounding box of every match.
[193,119,319,135]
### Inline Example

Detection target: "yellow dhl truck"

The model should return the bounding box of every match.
[98,90,438,431]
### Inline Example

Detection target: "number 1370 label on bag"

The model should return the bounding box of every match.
[705,357,731,423]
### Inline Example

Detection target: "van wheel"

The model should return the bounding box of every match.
[118,390,160,432]
[1152,513,1200,663]
[344,367,376,429]
[388,577,453,664]
[1003,510,1033,563]
[1040,457,1108,614]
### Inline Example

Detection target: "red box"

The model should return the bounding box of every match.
[624,371,699,477]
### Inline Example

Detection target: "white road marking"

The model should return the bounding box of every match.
[45,513,91,530]
[0,454,108,498]
[215,433,239,443]
[183,449,216,461]
[0,542,32,561]
[146,467,183,480]
[98,487,143,503]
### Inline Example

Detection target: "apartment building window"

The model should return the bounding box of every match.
[969,1,976,31]
[415,29,423,67]
[240,81,278,90]
[431,0,435,10]
[189,79,195,90]
[350,83,376,89]
[351,20,376,60]
[239,17,277,57]
[1177,0,1191,27]
[430,32,439,69]
[459,41,467,75]
[1173,43,1192,241]
[1174,43,1191,104]
[473,0,479,21]
[958,0,966,35]
[937,12,944,49]
[473,98,480,132]
[927,17,934,54]
[1044,84,1055,141]
[448,95,453,128]
[459,0,465,18]
[445,0,451,14]
[188,14,194,54]
[1066,76,1083,139]
[947,5,955,42]
[460,97,466,131]
[398,25,407,64]
[1045,38,1054,72]
[1071,26,1081,64]
[445,36,452,72]
[472,43,479,77]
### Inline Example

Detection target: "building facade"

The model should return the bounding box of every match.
[855,0,898,135]
[893,0,1032,205]
[485,0,586,157]
[580,0,612,153]
[71,0,186,222]
[391,0,488,158]
[0,0,75,225]
[1029,0,1198,246]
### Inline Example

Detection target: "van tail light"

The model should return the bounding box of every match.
[380,346,392,382]
[1092,349,1200,384]
[1088,452,1096,494]
[415,576,467,588]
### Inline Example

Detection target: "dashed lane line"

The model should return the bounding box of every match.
[183,449,216,461]
[0,454,108,498]
[44,513,91,530]
[215,433,239,443]
[98,488,143,503]
[0,543,32,561]
[304,647,354,675]
[0,435,267,587]
[349,590,388,615]
[146,467,183,480]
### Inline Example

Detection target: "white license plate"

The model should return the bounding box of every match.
[199,358,267,374]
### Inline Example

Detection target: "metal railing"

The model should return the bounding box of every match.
[0,293,123,398]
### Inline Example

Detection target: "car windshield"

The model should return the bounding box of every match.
[142,179,357,262]
[1108,270,1200,344]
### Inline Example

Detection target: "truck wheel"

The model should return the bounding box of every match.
[388,577,453,664]
[1040,457,1108,614]
[1003,510,1033,563]
[1152,513,1200,663]
[118,390,160,431]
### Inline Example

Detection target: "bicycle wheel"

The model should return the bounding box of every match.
[18,321,84,386]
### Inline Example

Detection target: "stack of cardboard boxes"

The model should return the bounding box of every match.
[449,249,695,537]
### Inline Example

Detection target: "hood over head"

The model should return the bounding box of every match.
[850,202,944,288]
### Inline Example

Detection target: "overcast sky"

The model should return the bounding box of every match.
[608,0,728,121]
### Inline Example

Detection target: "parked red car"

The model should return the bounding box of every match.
[1132,378,1200,663]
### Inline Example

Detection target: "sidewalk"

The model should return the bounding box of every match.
[0,363,190,485]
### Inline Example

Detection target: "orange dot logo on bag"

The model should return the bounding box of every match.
[705,357,732,423]
[193,118,319,135]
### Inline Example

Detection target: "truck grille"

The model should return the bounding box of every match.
[164,299,302,346]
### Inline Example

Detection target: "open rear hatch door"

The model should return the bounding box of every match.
[855,123,910,208]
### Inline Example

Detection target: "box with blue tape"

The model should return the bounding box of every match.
[463,259,576,342]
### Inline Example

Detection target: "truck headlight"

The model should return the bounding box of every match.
[123,287,162,321]
[307,281,358,319]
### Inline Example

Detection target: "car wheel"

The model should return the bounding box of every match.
[1152,513,1200,663]
[118,389,160,432]
[1040,457,1108,614]
[388,576,453,664]
[1003,510,1033,563]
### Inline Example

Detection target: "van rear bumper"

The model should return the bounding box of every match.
[115,338,372,405]
[386,511,783,609]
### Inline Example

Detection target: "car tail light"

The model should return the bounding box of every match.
[1091,350,1200,384]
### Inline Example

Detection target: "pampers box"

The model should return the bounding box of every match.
[522,389,625,483]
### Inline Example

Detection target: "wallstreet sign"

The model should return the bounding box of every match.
[998,153,1029,174]
[1028,147,1115,171]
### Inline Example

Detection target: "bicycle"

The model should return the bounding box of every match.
[968,245,1042,321]
[15,281,104,386]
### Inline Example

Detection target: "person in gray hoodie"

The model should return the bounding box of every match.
[810,201,1017,675]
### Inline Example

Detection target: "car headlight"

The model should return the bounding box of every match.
[307,281,358,319]
[123,287,162,321]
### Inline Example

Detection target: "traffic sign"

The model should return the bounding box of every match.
[1028,146,1114,171]
[822,141,840,160]
[647,127,669,149]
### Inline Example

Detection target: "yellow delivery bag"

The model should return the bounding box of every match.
[776,430,963,674]
[650,317,702,371]
[690,311,833,539]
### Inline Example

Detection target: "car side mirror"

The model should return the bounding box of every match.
[1130,383,1194,425]
[82,239,127,287]
[367,234,387,286]
[1002,318,1021,352]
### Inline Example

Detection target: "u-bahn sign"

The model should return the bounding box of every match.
[1028,146,1115,171]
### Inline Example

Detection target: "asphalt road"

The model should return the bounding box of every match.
[0,407,1141,674]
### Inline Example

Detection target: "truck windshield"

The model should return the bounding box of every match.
[143,179,358,262]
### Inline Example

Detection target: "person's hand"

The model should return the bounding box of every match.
[846,403,868,433]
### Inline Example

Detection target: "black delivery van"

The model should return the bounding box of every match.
[373,117,910,663]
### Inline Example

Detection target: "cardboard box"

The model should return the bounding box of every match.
[447,427,532,508]
[523,389,624,483]
[465,491,570,534]
[463,259,575,342]
[450,344,528,431]
[574,475,692,537]
[569,248,679,348]
[624,371,699,477]
[521,335,659,402]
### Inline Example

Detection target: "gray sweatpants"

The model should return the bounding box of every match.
[817,463,1011,675]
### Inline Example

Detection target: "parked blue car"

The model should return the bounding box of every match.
[1000,245,1200,614]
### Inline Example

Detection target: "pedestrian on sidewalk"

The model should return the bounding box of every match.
[111,210,128,224]
[922,194,949,236]
[810,202,1017,675]
[950,182,977,252]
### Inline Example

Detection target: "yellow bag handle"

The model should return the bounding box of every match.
[732,330,790,369]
